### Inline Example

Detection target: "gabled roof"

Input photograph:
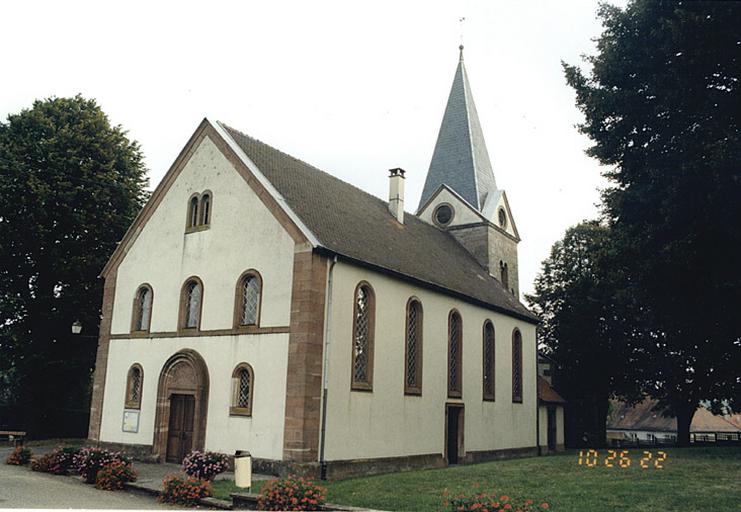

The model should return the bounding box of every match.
[538,376,566,404]
[221,123,537,324]
[419,46,498,212]
[607,400,741,433]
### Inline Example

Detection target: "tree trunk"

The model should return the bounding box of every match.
[676,402,696,447]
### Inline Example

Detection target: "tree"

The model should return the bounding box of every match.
[527,221,639,447]
[0,96,148,437]
[563,1,741,444]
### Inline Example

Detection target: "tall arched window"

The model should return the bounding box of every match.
[235,271,262,327]
[187,195,199,228]
[404,298,423,395]
[512,328,523,403]
[230,363,254,416]
[125,364,143,409]
[500,261,509,290]
[448,310,463,398]
[200,192,211,225]
[131,284,153,333]
[351,282,375,391]
[483,321,495,401]
[180,278,203,330]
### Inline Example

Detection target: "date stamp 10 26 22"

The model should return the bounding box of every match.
[577,449,668,469]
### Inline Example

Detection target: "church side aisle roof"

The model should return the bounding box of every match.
[222,123,537,323]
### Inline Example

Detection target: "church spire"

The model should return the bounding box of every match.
[418,46,497,212]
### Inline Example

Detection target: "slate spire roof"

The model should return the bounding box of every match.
[419,45,498,212]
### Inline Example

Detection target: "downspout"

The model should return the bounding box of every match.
[319,255,338,479]
[535,344,541,456]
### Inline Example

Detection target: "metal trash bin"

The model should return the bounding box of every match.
[234,450,252,490]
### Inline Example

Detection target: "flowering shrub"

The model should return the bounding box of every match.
[95,460,138,490]
[31,453,54,472]
[182,450,229,481]
[73,447,131,483]
[159,474,211,506]
[5,447,32,465]
[258,477,327,511]
[47,446,80,475]
[442,488,551,512]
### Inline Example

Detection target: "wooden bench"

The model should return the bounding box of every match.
[0,431,27,447]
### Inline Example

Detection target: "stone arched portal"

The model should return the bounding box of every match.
[153,349,209,463]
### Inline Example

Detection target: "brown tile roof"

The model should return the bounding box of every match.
[223,124,538,324]
[538,376,566,404]
[607,400,741,433]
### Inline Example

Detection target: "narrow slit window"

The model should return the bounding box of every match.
[188,196,199,227]
[512,329,523,403]
[200,193,211,225]
[483,321,495,401]
[404,299,423,395]
[448,311,463,398]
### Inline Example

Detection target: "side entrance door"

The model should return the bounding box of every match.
[547,406,557,451]
[166,394,195,463]
[445,404,465,465]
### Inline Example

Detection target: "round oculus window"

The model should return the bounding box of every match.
[498,208,507,229]
[434,204,454,226]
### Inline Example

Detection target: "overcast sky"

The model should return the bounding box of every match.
[1,0,627,299]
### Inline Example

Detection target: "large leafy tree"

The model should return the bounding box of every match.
[563,1,741,444]
[0,96,148,437]
[527,221,639,447]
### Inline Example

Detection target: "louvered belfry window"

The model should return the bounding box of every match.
[231,363,254,416]
[448,311,463,398]
[351,283,375,390]
[125,365,143,409]
[512,329,523,403]
[183,279,202,329]
[405,299,423,394]
[240,274,261,326]
[483,321,495,401]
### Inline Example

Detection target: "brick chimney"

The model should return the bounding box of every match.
[388,168,405,224]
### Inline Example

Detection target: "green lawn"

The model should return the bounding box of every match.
[213,447,741,511]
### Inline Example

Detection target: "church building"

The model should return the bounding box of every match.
[87,47,541,478]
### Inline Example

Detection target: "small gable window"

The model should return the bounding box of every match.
[483,321,495,401]
[188,195,199,228]
[433,203,454,227]
[231,363,254,416]
[448,310,463,398]
[498,207,507,229]
[180,278,203,330]
[125,364,143,409]
[351,282,375,391]
[235,271,262,327]
[404,298,423,395]
[512,328,523,403]
[132,284,153,333]
[200,192,211,225]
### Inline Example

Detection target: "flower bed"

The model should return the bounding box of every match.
[95,460,138,490]
[443,488,551,512]
[5,447,32,465]
[258,477,327,511]
[182,450,229,481]
[73,447,130,484]
[159,474,212,506]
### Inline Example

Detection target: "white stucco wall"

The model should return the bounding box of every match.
[99,334,289,459]
[110,135,295,334]
[538,405,565,450]
[99,134,296,460]
[323,262,537,461]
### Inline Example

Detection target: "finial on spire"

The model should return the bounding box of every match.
[458,16,466,61]
[459,44,464,61]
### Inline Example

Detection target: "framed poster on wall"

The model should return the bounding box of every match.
[122,409,140,433]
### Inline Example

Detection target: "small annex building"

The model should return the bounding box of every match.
[87,47,541,478]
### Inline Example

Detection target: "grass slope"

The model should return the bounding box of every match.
[214,447,741,511]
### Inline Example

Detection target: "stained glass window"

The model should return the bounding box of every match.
[448,311,462,397]
[512,329,523,403]
[351,284,374,389]
[405,299,423,393]
[231,364,254,415]
[483,321,495,400]
[240,274,261,326]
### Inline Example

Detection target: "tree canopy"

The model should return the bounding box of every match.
[0,95,148,436]
[562,0,741,443]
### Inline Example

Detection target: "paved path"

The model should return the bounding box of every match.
[0,446,172,509]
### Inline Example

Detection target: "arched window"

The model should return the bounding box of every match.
[500,261,509,289]
[187,195,199,228]
[235,271,262,327]
[483,321,495,401]
[131,284,153,332]
[512,328,523,403]
[404,298,423,395]
[200,192,211,225]
[351,282,375,391]
[230,363,254,416]
[125,364,143,409]
[180,278,203,330]
[448,310,463,398]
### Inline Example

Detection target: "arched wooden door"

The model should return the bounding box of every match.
[153,350,209,463]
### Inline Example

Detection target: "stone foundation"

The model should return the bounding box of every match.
[463,446,538,464]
